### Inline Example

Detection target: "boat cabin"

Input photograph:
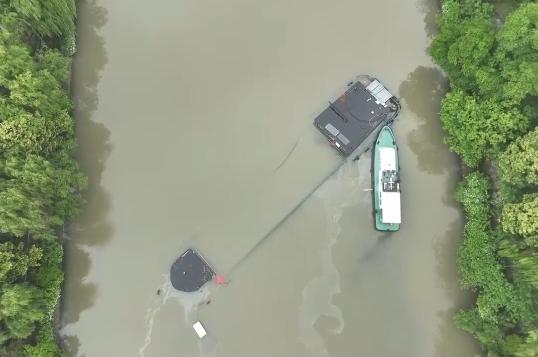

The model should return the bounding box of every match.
[382,170,399,192]
[379,147,401,224]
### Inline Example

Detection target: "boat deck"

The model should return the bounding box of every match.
[314,77,400,157]
[374,127,400,232]
[170,249,215,292]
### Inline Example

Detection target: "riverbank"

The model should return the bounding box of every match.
[430,1,538,355]
[0,3,83,357]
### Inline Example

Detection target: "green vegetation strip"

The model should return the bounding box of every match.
[0,1,83,356]
[431,0,538,356]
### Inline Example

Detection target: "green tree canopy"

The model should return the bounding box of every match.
[456,307,504,353]
[500,239,538,290]
[454,171,491,222]
[499,127,538,188]
[0,34,74,158]
[495,2,538,103]
[0,283,44,341]
[502,193,538,239]
[0,1,80,355]
[432,1,538,102]
[0,186,52,239]
[440,89,530,166]
[0,242,41,283]
[455,173,521,323]
[0,153,86,239]
[502,330,538,357]
[24,321,63,357]
[0,0,76,38]
[430,0,496,92]
[433,1,538,356]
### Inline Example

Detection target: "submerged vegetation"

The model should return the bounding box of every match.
[0,1,82,356]
[431,0,538,355]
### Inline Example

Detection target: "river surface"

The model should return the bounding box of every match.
[62,0,480,356]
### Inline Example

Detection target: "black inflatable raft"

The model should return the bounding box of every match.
[170,249,215,292]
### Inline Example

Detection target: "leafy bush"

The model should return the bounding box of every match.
[430,0,495,93]
[0,0,76,39]
[0,284,44,340]
[499,127,538,188]
[440,90,530,167]
[0,1,81,354]
[454,171,491,221]
[502,193,538,239]
[433,2,538,356]
[24,320,64,357]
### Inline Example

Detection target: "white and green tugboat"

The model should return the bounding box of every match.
[373,126,401,231]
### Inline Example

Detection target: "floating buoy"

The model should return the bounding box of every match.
[214,274,226,285]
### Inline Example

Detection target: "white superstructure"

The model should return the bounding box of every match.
[379,147,401,224]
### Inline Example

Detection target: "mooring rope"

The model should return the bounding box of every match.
[226,158,346,275]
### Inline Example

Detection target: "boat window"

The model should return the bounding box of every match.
[325,123,340,136]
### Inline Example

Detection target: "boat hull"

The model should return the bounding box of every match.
[373,126,400,232]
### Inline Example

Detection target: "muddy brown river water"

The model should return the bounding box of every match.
[61,0,480,356]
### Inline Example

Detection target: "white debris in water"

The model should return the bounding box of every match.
[193,321,207,338]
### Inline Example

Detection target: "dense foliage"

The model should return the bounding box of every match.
[439,89,529,166]
[454,173,525,352]
[498,127,538,188]
[431,1,538,356]
[0,1,81,356]
[432,0,537,167]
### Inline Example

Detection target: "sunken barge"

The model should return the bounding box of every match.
[314,75,401,158]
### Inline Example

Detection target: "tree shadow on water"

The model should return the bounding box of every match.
[399,66,454,176]
[70,0,110,246]
[418,0,441,39]
[60,332,82,357]
[432,220,480,356]
[61,0,110,355]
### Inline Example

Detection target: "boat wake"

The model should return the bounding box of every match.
[138,273,211,357]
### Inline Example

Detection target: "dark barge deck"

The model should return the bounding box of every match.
[313,75,401,157]
[170,249,215,292]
